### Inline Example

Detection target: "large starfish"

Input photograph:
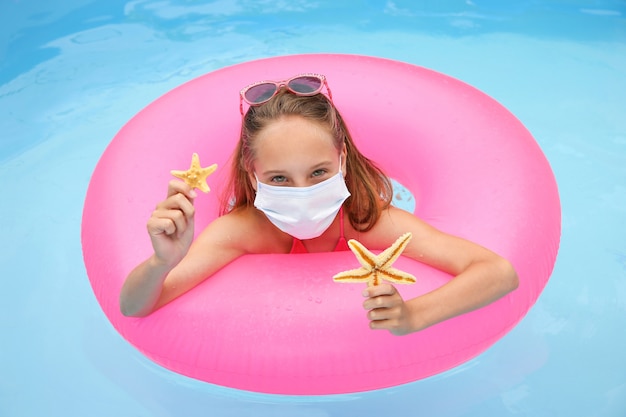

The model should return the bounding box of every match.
[333,232,417,287]
[170,153,217,193]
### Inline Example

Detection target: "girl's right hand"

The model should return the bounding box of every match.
[146,180,197,268]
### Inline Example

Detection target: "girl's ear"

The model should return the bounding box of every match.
[248,171,258,191]
[341,143,348,176]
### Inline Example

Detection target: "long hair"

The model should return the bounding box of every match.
[219,90,392,232]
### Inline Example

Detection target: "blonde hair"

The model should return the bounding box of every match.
[220,90,392,232]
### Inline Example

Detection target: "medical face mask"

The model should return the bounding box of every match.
[253,158,351,240]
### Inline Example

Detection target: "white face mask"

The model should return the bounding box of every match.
[253,157,351,240]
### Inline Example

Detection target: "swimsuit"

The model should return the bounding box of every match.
[289,208,349,253]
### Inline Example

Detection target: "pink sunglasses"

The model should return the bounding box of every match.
[239,73,333,115]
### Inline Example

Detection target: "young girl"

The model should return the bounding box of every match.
[120,73,519,335]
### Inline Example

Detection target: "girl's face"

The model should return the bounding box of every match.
[250,116,346,188]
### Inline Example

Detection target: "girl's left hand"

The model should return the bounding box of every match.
[362,284,415,336]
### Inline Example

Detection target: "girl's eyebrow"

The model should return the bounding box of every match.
[311,161,333,168]
[261,161,333,177]
[261,169,287,176]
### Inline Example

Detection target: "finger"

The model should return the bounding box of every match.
[363,294,390,311]
[157,193,196,219]
[147,216,177,237]
[369,317,392,330]
[169,208,189,236]
[362,283,396,298]
[362,285,398,311]
[368,304,407,333]
[369,320,386,330]
[167,179,197,200]
[369,318,405,335]
[368,306,398,322]
[148,208,189,237]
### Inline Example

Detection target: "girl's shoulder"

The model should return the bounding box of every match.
[378,205,427,226]
[198,206,292,254]
[349,206,435,250]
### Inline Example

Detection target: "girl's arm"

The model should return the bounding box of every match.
[361,207,519,334]
[119,214,248,317]
[119,181,253,317]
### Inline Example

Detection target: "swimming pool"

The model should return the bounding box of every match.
[1,1,625,416]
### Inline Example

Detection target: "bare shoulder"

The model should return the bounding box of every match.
[355,206,439,249]
[192,206,291,255]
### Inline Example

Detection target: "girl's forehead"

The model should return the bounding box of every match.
[255,117,336,155]
[252,119,338,173]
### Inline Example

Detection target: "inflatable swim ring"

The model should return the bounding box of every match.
[82,54,561,395]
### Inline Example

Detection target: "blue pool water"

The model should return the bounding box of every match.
[1,1,625,416]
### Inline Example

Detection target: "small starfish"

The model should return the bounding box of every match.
[333,232,416,287]
[170,153,217,193]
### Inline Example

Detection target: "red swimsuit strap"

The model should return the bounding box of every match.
[290,207,348,254]
[334,207,349,252]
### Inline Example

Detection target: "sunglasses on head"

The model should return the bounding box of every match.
[239,73,333,115]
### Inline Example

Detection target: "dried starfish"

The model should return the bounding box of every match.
[333,232,416,287]
[171,153,217,193]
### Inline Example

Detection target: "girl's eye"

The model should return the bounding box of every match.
[270,175,287,183]
[312,169,327,178]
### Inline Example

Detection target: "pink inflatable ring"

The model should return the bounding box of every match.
[82,54,560,395]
